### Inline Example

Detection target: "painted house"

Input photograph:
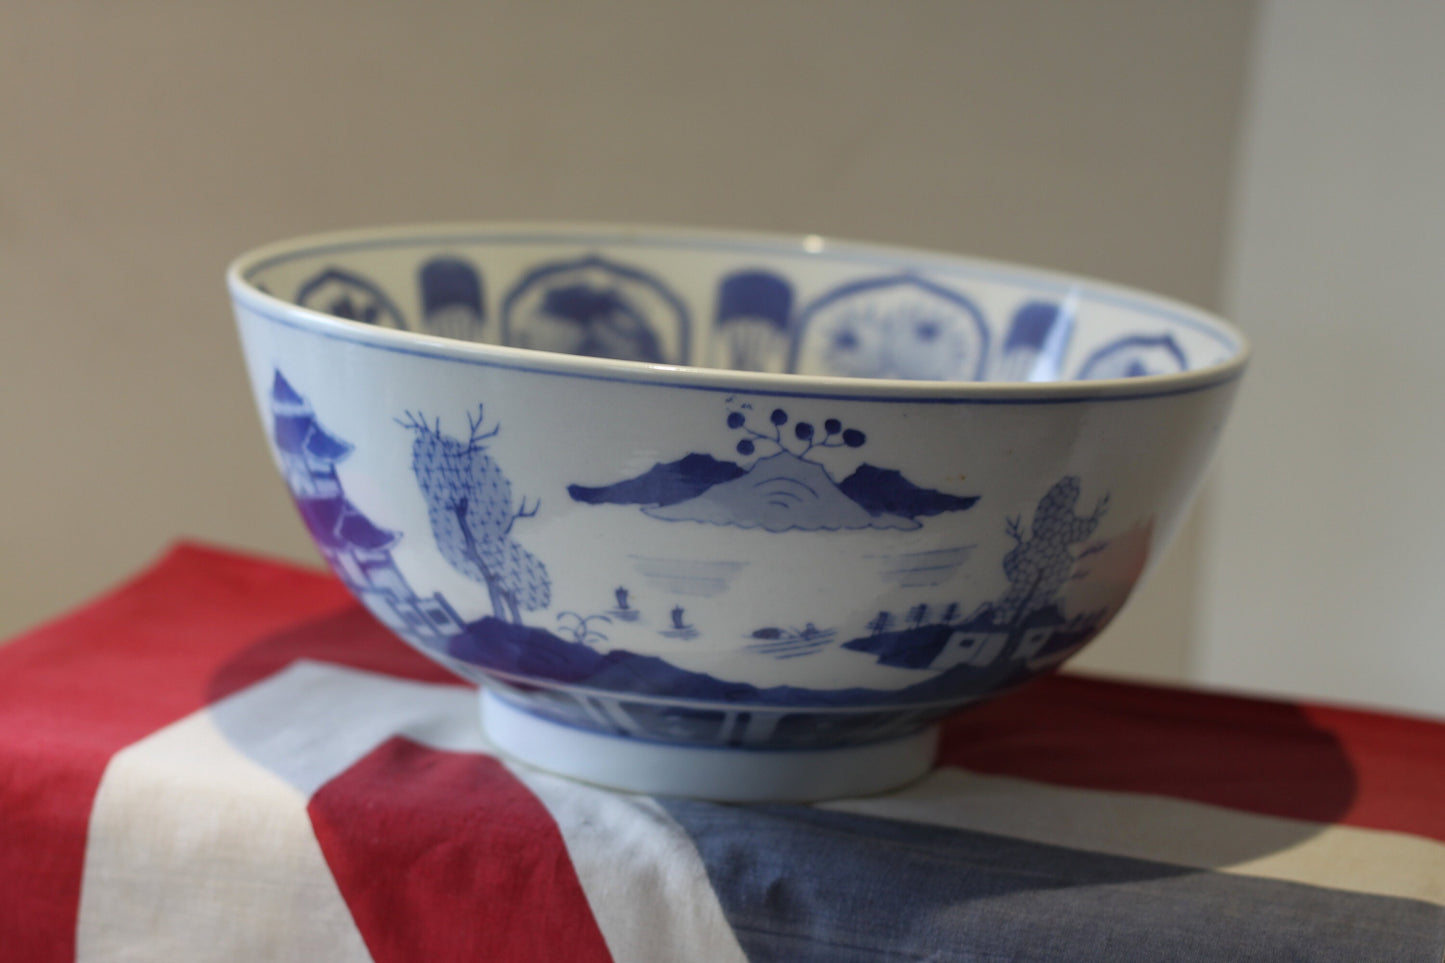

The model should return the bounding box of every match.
[271,372,350,500]
[910,604,1103,673]
[1022,610,1105,670]
[1014,606,1069,663]
[927,608,1011,673]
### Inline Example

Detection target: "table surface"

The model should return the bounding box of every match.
[2,544,1442,962]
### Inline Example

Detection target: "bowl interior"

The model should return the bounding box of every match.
[239,226,1242,385]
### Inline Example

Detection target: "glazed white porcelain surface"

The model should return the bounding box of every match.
[228,224,1247,800]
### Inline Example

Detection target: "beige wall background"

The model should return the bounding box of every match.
[1199,0,1445,719]
[0,2,1255,684]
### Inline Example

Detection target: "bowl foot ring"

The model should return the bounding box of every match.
[480,689,939,802]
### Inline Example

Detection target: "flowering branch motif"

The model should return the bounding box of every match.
[723,405,868,461]
[466,404,501,451]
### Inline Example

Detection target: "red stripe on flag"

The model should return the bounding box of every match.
[1304,702,1445,843]
[309,737,613,963]
[0,543,353,963]
[938,673,1445,842]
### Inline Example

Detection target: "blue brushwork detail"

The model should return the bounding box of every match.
[1005,301,1059,351]
[717,270,792,324]
[267,373,1127,749]
[501,254,691,363]
[789,274,990,381]
[443,614,1032,708]
[418,255,486,342]
[838,465,979,518]
[992,298,1076,382]
[423,477,1112,731]
[657,800,1445,963]
[997,475,1107,625]
[568,403,977,533]
[848,619,957,670]
[712,270,794,371]
[745,624,837,660]
[295,266,408,329]
[607,585,641,622]
[645,452,916,533]
[1078,333,1188,380]
[491,680,958,750]
[554,611,612,646]
[846,604,1098,673]
[628,556,748,599]
[568,454,746,507]
[659,604,700,639]
[246,289,1239,405]
[844,475,1109,673]
[274,406,353,464]
[399,406,550,624]
[271,371,355,498]
[241,229,1240,360]
[873,546,975,588]
[545,284,660,359]
[268,372,472,648]
[295,497,399,553]
[613,703,734,743]
[272,372,306,407]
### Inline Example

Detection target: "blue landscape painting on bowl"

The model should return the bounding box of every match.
[568,404,979,533]
[269,367,1153,751]
[290,256,1193,381]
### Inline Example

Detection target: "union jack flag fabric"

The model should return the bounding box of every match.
[1,544,1442,962]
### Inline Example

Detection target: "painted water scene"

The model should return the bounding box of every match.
[270,371,1153,746]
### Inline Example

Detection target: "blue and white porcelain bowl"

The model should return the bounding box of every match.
[228,224,1247,801]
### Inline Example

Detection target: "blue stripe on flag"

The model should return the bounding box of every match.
[658,800,1445,962]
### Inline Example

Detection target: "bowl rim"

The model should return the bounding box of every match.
[227,221,1250,402]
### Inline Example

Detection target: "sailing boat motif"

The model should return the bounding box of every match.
[659,604,699,640]
[608,586,640,622]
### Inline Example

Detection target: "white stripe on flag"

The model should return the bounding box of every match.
[79,660,748,963]
[76,695,375,960]
[200,659,487,795]
[509,765,752,963]
[77,661,482,963]
[824,766,1445,906]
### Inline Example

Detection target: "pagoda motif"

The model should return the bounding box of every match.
[269,371,467,645]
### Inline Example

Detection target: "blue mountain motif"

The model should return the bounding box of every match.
[839,465,980,518]
[645,451,916,532]
[568,405,977,532]
[567,454,747,507]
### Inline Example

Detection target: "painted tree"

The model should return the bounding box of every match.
[906,603,930,629]
[401,406,550,623]
[724,407,866,460]
[996,475,1108,627]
